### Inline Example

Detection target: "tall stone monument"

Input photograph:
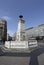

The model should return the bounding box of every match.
[17,15,25,41]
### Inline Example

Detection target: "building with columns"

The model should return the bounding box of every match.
[25,24,44,41]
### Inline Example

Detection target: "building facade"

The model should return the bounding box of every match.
[25,24,44,40]
[0,19,7,42]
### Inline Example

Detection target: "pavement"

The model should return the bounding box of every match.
[0,42,44,65]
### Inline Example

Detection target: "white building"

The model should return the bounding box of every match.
[25,24,44,38]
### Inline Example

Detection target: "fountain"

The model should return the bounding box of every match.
[5,15,28,49]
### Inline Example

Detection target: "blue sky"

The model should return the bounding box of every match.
[0,0,44,35]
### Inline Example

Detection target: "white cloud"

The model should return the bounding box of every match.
[1,16,11,21]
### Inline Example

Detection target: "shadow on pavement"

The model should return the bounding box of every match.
[29,46,44,65]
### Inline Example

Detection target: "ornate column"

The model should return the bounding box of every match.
[17,15,25,41]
